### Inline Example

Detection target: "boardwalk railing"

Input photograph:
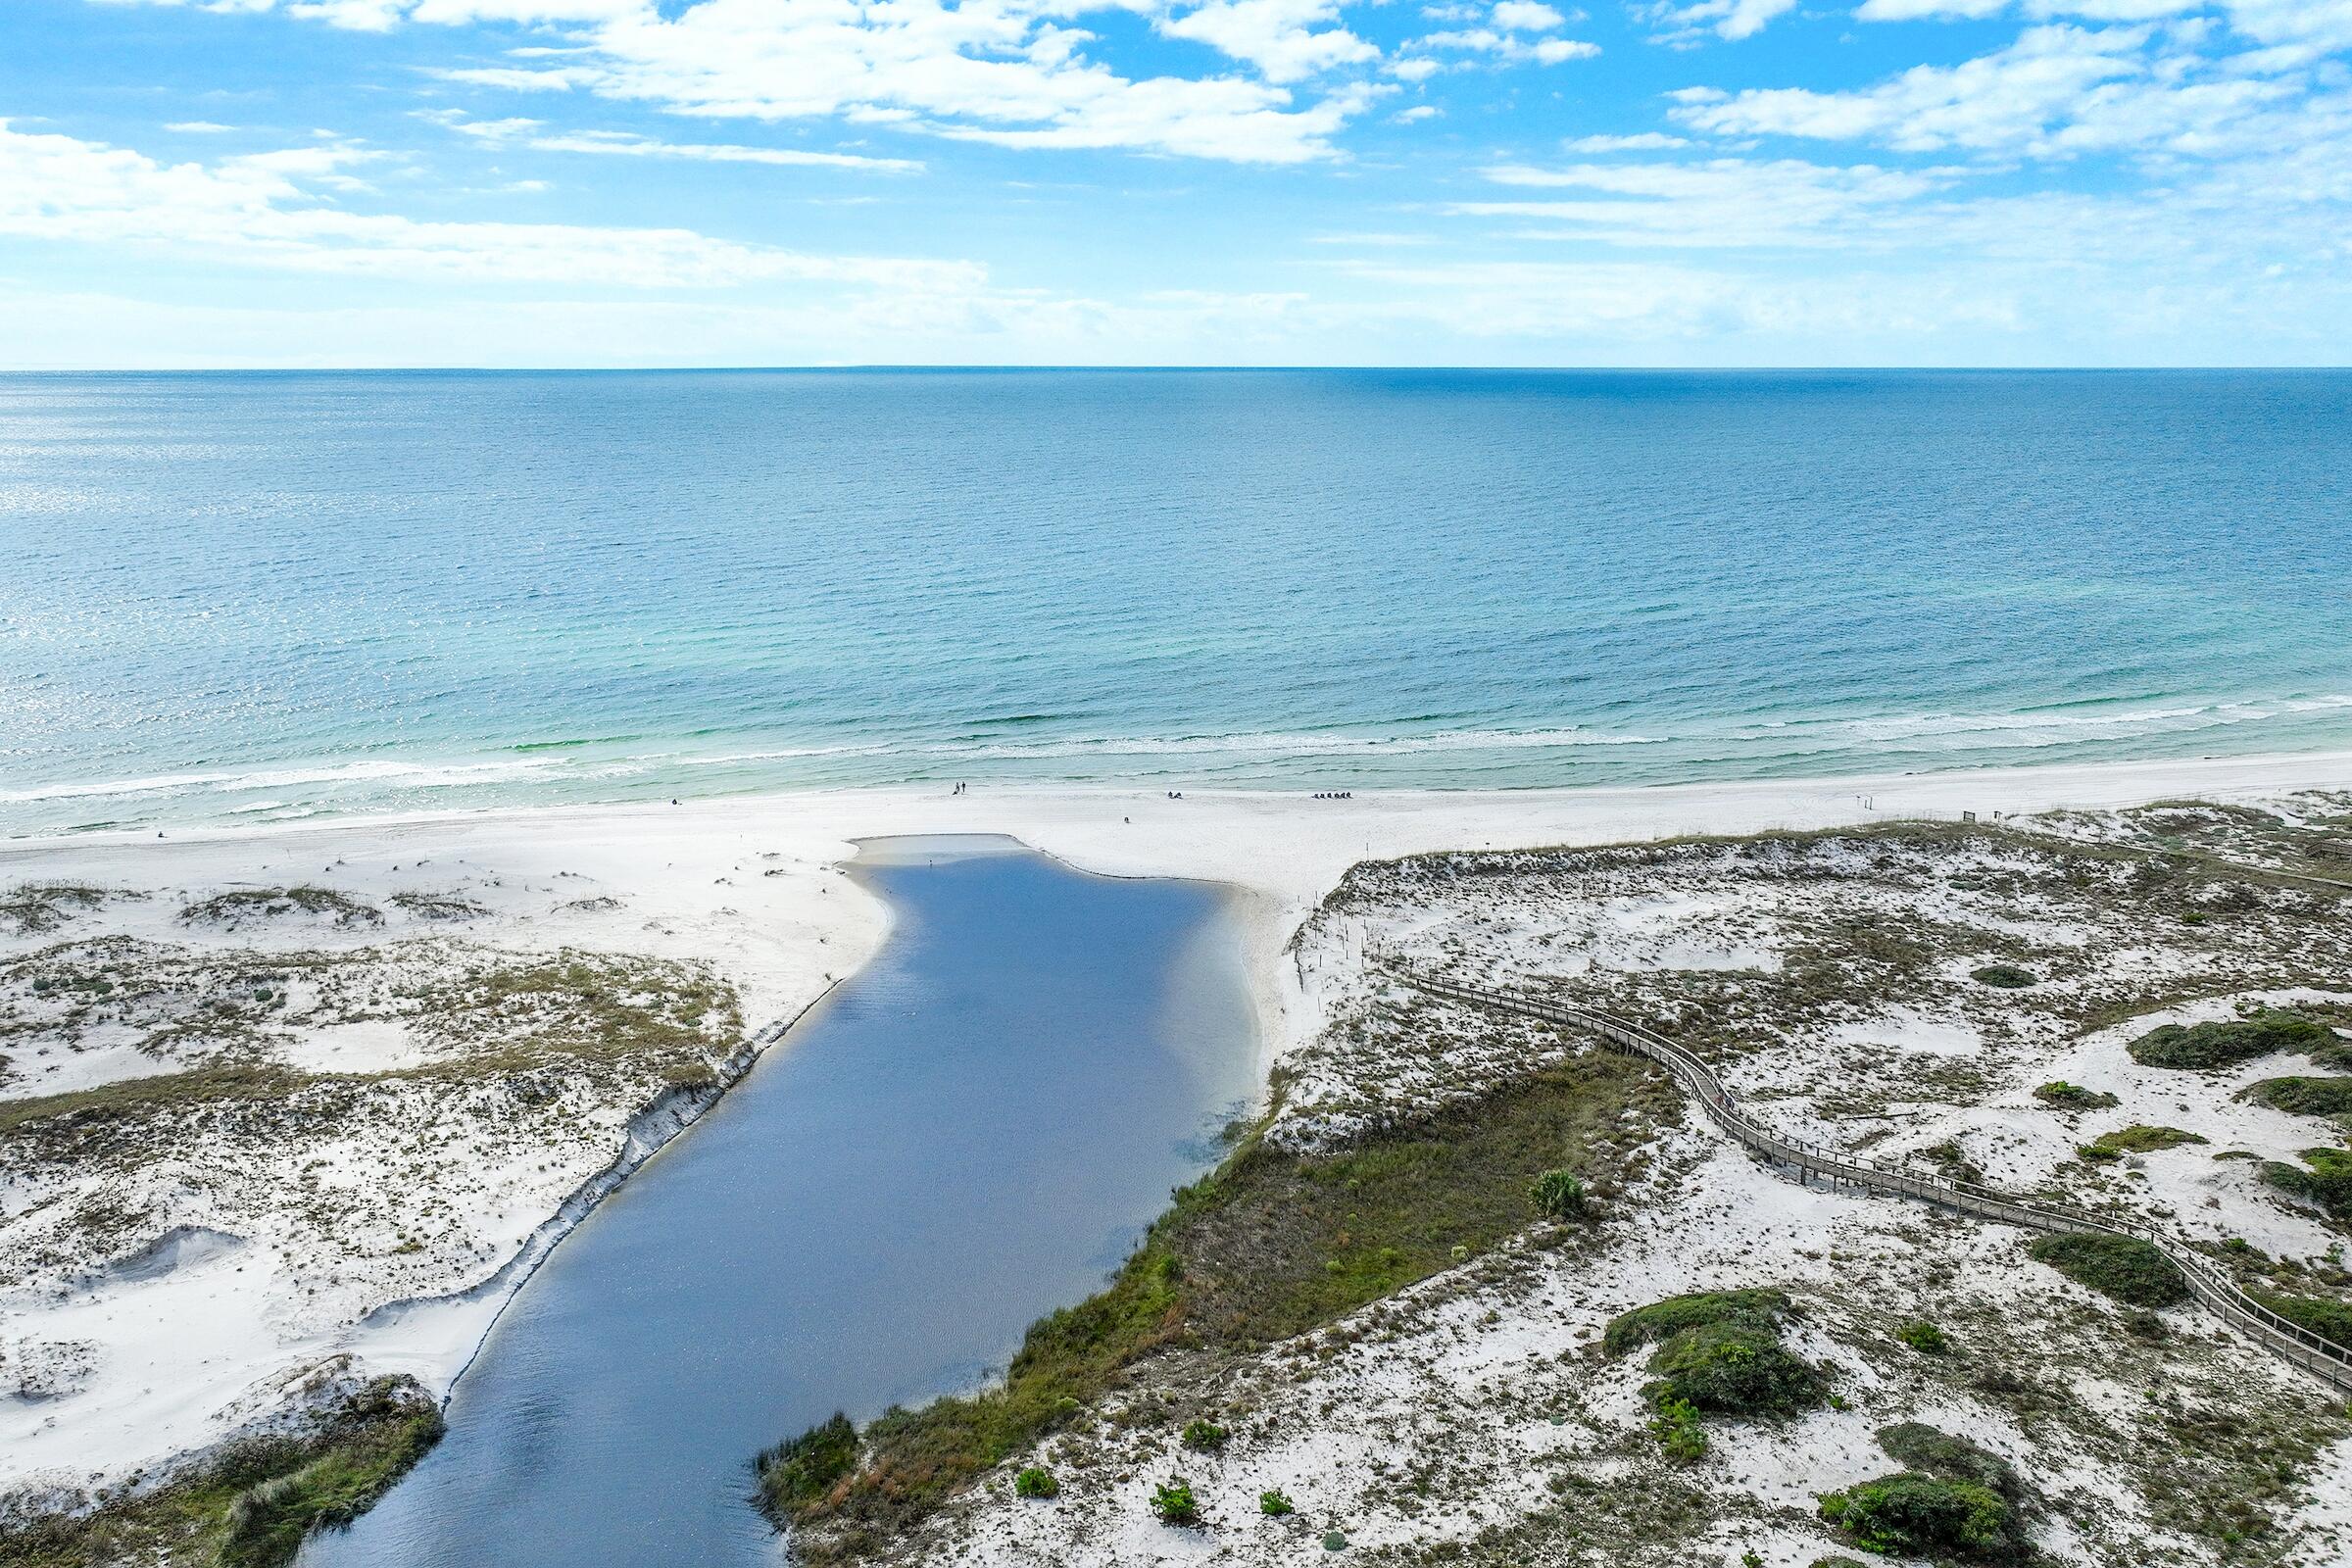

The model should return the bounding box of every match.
[1378,960,2352,1396]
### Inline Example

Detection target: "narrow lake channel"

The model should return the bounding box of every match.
[304,836,1257,1568]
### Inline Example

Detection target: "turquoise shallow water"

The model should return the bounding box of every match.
[4,368,2348,836]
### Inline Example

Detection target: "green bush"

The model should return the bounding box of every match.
[755,1413,859,1519]
[1529,1168,1588,1220]
[1013,1466,1058,1498]
[1876,1422,2028,1507]
[2033,1081,2119,1110]
[2027,1233,2187,1306]
[1179,1418,1229,1452]
[2242,1077,2352,1117]
[1817,1473,2024,1563]
[1971,964,2036,989]
[1648,1395,1707,1461]
[2250,1291,2352,1350]
[1259,1488,1296,1516]
[1152,1478,1200,1527]
[2128,1009,2331,1069]
[2262,1149,2352,1218]
[2078,1124,2207,1161]
[1642,1320,1826,1417]
[1603,1289,1790,1356]
[1895,1319,1949,1354]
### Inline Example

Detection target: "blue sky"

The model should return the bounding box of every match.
[2,0,2347,366]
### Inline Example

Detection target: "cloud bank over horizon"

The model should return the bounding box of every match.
[1,0,2346,366]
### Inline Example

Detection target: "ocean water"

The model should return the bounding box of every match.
[4,368,2348,837]
[300,839,1255,1568]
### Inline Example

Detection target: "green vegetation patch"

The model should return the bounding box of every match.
[1601,1288,1790,1357]
[1894,1319,1950,1355]
[757,1413,858,1517]
[2261,1149,2352,1220]
[1876,1423,2029,1509]
[759,1050,1671,1562]
[1816,1473,2026,1564]
[180,886,383,930]
[2240,1076,2352,1118]
[2026,1232,2188,1306]
[2249,1290,2352,1350]
[2127,1009,2332,1070]
[0,1376,440,1568]
[0,884,118,938]
[2033,1081,2119,1110]
[1970,964,2037,990]
[2079,1124,2209,1161]
[1642,1319,1826,1418]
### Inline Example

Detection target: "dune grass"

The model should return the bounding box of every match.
[757,1048,1672,1562]
[0,1377,441,1568]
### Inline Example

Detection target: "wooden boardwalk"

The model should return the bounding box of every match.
[1382,962,2352,1395]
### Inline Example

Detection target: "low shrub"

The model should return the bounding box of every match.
[2128,1009,2331,1070]
[2033,1081,2119,1110]
[1152,1478,1200,1527]
[755,1413,859,1520]
[1603,1289,1790,1356]
[1179,1419,1228,1452]
[1642,1320,1826,1417]
[1012,1466,1058,1498]
[1259,1488,1296,1516]
[1876,1422,2028,1507]
[1648,1395,1707,1462]
[1817,1472,2025,1563]
[2250,1291,2352,1350]
[2262,1149,2352,1219]
[1971,964,2036,989]
[2027,1233,2187,1306]
[2242,1077,2352,1117]
[1529,1168,1588,1220]
[2079,1124,2208,1161]
[1895,1319,1950,1354]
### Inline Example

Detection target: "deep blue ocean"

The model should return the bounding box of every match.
[4,368,2348,837]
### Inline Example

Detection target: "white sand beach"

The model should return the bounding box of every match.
[4,746,2350,1501]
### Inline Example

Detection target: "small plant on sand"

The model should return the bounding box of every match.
[1152,1478,1200,1527]
[1013,1466,1058,1498]
[2027,1233,2186,1306]
[2034,1081,2119,1110]
[1895,1319,1950,1354]
[1741,1551,1765,1568]
[1180,1418,1229,1452]
[1649,1396,1708,1462]
[2079,1124,2208,1161]
[1529,1168,1588,1220]
[1971,964,2036,989]
[1259,1488,1296,1516]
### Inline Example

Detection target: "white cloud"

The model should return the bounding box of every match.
[1417,24,1600,62]
[1156,0,1379,84]
[164,121,240,133]
[427,112,922,169]
[1643,0,1800,44]
[1459,156,1950,246]
[1563,130,1690,150]
[1395,104,1444,121]
[1490,1,1567,29]
[131,0,1385,164]
[0,119,971,290]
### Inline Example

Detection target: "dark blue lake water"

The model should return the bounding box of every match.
[301,838,1254,1568]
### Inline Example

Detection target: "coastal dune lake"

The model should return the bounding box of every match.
[302,837,1255,1568]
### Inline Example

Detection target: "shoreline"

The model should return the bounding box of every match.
[5,746,2351,1501]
